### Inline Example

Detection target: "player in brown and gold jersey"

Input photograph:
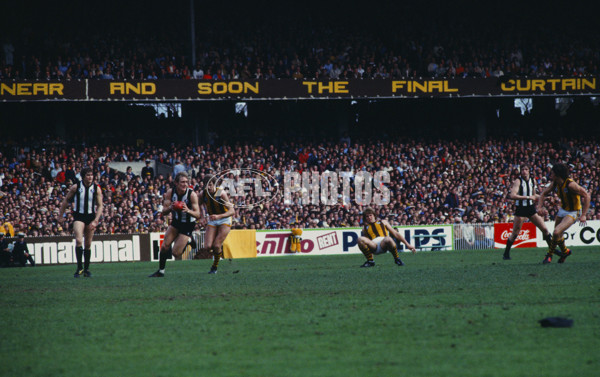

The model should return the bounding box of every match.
[198,174,235,274]
[357,207,416,268]
[537,163,590,264]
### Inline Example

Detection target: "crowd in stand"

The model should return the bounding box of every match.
[1,135,599,237]
[2,3,599,82]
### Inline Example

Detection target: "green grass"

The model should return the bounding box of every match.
[1,248,599,377]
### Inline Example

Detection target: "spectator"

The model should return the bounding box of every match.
[11,232,35,267]
[173,159,186,178]
[0,232,11,267]
[192,63,204,79]
[125,166,135,181]
[444,188,460,208]
[141,159,154,180]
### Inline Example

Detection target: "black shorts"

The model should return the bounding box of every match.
[171,219,196,237]
[515,205,537,218]
[73,213,97,225]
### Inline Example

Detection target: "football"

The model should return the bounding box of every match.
[172,201,185,212]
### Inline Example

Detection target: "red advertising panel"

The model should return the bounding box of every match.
[494,222,537,249]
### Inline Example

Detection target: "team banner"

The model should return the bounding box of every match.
[16,233,151,266]
[255,225,453,256]
[0,80,86,101]
[2,77,599,101]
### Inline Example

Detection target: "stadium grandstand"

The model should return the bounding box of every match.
[2,2,600,376]
[1,2,598,81]
[1,0,599,240]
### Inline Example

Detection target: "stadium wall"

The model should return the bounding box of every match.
[12,221,600,265]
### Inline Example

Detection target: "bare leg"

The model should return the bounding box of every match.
[503,216,524,260]
[208,225,231,273]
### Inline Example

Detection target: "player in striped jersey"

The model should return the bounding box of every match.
[149,172,201,277]
[503,165,553,260]
[357,207,416,268]
[537,163,590,264]
[59,167,103,278]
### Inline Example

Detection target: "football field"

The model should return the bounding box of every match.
[1,247,598,377]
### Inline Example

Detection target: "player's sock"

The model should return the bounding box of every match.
[83,249,91,270]
[557,237,568,254]
[212,247,221,268]
[504,238,514,258]
[543,233,553,248]
[389,244,399,260]
[75,246,84,270]
[548,235,558,256]
[358,241,374,262]
[159,248,169,270]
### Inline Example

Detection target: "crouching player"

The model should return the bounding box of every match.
[357,207,416,267]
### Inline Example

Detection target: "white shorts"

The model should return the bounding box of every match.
[557,207,581,221]
[371,237,387,255]
[208,216,232,227]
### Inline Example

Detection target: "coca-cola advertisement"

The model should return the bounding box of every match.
[494,222,537,249]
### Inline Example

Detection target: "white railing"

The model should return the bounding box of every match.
[453,223,495,250]
[181,230,205,260]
